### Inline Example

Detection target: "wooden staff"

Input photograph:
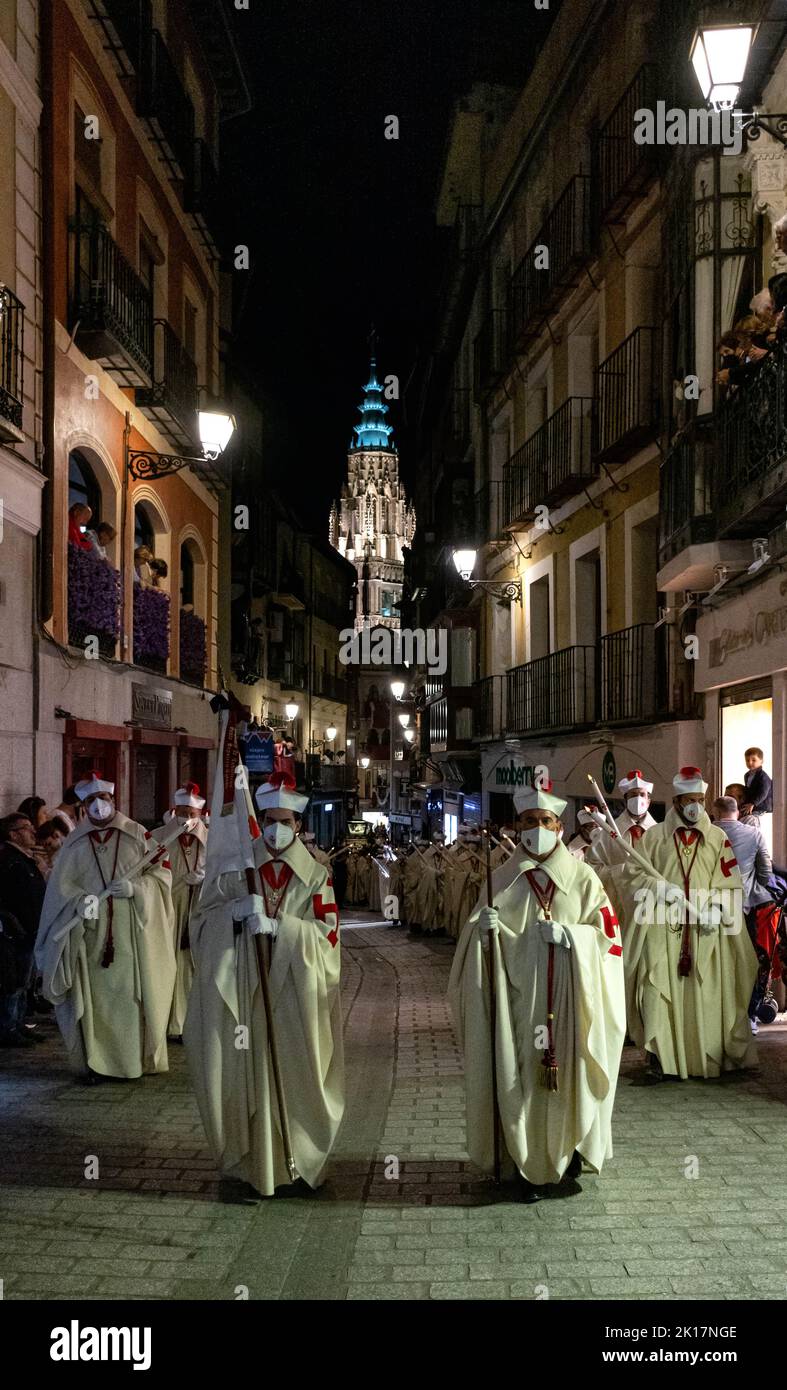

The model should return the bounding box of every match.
[243,861,297,1183]
[484,822,502,1184]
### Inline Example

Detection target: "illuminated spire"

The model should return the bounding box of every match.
[352,356,396,451]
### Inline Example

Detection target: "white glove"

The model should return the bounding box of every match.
[540,920,571,949]
[184,871,205,886]
[698,902,723,934]
[106,878,134,899]
[477,907,500,936]
[245,913,277,938]
[232,894,265,923]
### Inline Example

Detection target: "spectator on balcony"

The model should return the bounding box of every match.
[716,315,773,391]
[68,502,93,552]
[149,557,168,589]
[86,521,116,562]
[134,545,153,586]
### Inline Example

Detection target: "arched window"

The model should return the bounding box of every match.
[180,542,194,607]
[134,503,155,552]
[68,450,101,524]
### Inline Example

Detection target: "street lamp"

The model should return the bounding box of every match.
[451,547,522,602]
[690,21,755,109]
[389,679,407,826]
[126,405,237,481]
[398,712,410,728]
[390,679,406,700]
[325,726,337,741]
[360,756,370,769]
[404,728,415,743]
[689,18,787,146]
[285,701,299,720]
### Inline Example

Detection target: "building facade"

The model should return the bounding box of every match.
[0,0,45,812]
[404,0,763,838]
[29,0,249,824]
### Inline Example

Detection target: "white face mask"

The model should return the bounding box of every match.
[681,801,704,825]
[264,821,295,853]
[521,826,559,857]
[87,797,113,822]
[627,795,649,818]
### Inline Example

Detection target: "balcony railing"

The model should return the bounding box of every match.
[600,623,668,724]
[473,308,509,400]
[135,319,198,451]
[507,645,597,735]
[510,175,593,346]
[71,223,153,384]
[714,343,787,537]
[595,65,658,222]
[179,610,206,686]
[474,674,507,739]
[502,397,595,528]
[185,138,223,253]
[133,585,170,673]
[658,433,716,570]
[0,287,24,432]
[137,27,195,180]
[88,0,151,78]
[594,326,659,464]
[68,544,120,657]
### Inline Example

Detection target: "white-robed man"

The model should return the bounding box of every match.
[184,771,344,1198]
[622,765,758,1080]
[35,772,175,1083]
[152,782,207,1039]
[449,784,625,1202]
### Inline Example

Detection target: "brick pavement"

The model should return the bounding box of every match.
[2,913,787,1300]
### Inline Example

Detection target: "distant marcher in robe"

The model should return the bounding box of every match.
[152,782,207,1039]
[35,772,175,1082]
[622,766,757,1080]
[449,784,625,1202]
[185,770,344,1198]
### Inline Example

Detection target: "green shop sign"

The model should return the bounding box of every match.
[495,761,535,788]
[602,750,616,795]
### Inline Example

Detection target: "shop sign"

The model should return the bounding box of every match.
[707,578,787,670]
[241,730,275,773]
[390,813,411,825]
[493,760,535,788]
[131,684,172,730]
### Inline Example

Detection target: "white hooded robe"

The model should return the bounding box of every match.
[184,833,344,1195]
[449,840,625,1186]
[35,813,175,1078]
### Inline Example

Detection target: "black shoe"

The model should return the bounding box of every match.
[22,1025,47,1044]
[516,1175,542,1204]
[30,997,54,1015]
[0,1030,37,1048]
[565,1150,582,1180]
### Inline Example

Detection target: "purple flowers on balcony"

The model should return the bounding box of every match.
[179,609,206,685]
[133,585,170,671]
[67,542,120,656]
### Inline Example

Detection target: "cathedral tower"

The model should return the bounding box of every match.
[329,354,415,630]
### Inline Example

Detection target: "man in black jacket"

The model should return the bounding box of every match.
[0,814,46,1046]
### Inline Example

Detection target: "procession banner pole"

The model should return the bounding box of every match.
[51,814,188,945]
[484,822,502,1184]
[586,774,696,918]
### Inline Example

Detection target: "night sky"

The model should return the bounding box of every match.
[222,0,560,529]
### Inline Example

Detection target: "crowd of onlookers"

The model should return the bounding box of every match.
[68,502,167,587]
[717,271,787,394]
[0,787,83,1047]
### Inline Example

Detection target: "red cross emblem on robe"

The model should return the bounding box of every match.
[313,878,339,947]
[720,839,738,878]
[601,904,622,957]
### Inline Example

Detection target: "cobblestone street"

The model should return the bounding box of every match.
[3,913,787,1301]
